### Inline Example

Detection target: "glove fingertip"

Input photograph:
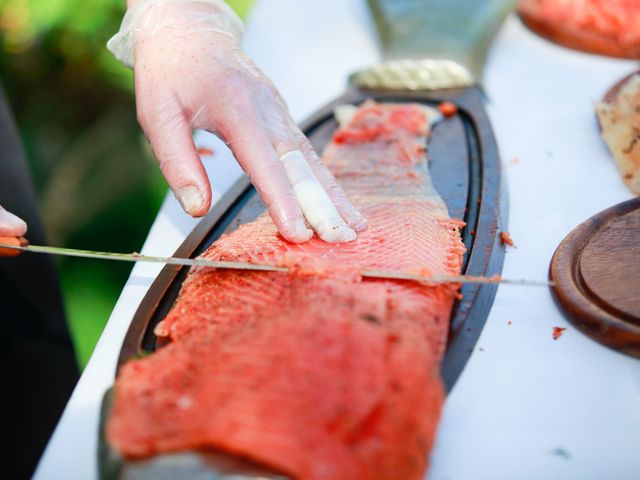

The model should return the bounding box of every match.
[317,224,357,243]
[280,222,313,244]
[176,184,210,217]
[350,214,368,232]
[272,212,313,243]
[336,202,368,232]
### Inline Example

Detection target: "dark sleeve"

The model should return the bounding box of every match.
[0,82,79,480]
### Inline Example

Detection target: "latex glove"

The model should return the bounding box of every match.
[107,0,367,243]
[0,205,27,236]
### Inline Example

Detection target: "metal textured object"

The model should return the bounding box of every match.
[351,59,474,91]
[366,0,517,82]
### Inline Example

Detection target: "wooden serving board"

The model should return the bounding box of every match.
[101,86,506,479]
[550,198,640,357]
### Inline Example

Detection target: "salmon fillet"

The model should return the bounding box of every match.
[519,0,640,58]
[108,101,466,480]
[596,73,640,195]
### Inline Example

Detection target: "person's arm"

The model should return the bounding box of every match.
[0,206,27,236]
[108,0,366,243]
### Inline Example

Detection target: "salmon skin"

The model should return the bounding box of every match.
[108,101,466,480]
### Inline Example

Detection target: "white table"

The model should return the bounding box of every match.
[35,1,640,479]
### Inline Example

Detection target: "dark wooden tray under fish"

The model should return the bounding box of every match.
[101,86,507,479]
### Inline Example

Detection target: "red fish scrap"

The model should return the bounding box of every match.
[500,231,516,248]
[437,101,458,118]
[196,147,215,156]
[552,327,567,340]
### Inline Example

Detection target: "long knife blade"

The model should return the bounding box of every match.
[0,238,550,287]
[0,241,288,272]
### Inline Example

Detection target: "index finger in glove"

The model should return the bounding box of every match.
[136,90,211,217]
[214,87,312,243]
[227,130,314,243]
[217,77,364,244]
[277,149,357,243]
[254,89,359,243]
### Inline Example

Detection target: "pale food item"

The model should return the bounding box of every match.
[596,74,640,195]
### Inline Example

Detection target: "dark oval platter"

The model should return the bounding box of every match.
[101,85,507,479]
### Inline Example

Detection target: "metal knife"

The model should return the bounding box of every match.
[0,236,548,287]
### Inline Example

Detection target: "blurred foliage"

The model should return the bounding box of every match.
[0,0,253,367]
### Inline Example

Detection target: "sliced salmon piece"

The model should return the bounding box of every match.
[108,101,466,480]
[519,0,640,59]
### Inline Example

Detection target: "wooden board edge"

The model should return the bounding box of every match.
[549,197,640,357]
[440,87,507,390]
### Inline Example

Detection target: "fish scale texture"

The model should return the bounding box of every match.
[108,101,466,480]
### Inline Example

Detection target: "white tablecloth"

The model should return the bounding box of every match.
[35,1,640,479]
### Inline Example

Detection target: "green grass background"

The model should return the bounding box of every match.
[0,0,253,367]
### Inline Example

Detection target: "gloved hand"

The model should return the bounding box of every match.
[108,0,367,243]
[0,205,27,236]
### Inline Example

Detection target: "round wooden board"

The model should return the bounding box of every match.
[549,198,640,357]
